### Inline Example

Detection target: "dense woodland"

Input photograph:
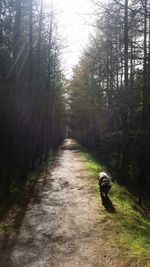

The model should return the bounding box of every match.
[69,0,150,204]
[0,0,150,205]
[0,0,65,198]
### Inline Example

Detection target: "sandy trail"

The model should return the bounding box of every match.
[0,139,123,267]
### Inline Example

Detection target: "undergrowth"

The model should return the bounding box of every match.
[79,146,150,267]
[0,150,57,237]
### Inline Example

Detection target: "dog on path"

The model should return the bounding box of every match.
[98,172,111,198]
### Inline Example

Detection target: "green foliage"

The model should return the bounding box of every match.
[80,147,150,267]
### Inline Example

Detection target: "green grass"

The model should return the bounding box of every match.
[79,146,106,177]
[79,146,150,267]
[0,224,10,235]
[10,150,57,202]
[0,150,58,238]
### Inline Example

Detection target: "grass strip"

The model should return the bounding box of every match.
[0,150,58,238]
[79,146,150,267]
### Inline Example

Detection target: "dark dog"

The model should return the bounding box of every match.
[98,172,111,197]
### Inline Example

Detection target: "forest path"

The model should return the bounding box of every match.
[0,139,123,267]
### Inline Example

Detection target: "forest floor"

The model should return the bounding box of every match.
[0,139,146,267]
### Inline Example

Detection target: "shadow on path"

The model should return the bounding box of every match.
[101,194,116,213]
[61,139,78,151]
[0,160,53,266]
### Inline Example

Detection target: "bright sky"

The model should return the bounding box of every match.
[44,0,95,77]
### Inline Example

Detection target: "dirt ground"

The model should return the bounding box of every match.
[0,139,125,267]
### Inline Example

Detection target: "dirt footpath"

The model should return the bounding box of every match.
[0,139,123,267]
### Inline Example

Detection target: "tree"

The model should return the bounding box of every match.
[0,0,65,198]
[69,0,150,204]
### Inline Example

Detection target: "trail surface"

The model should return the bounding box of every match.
[0,139,124,267]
